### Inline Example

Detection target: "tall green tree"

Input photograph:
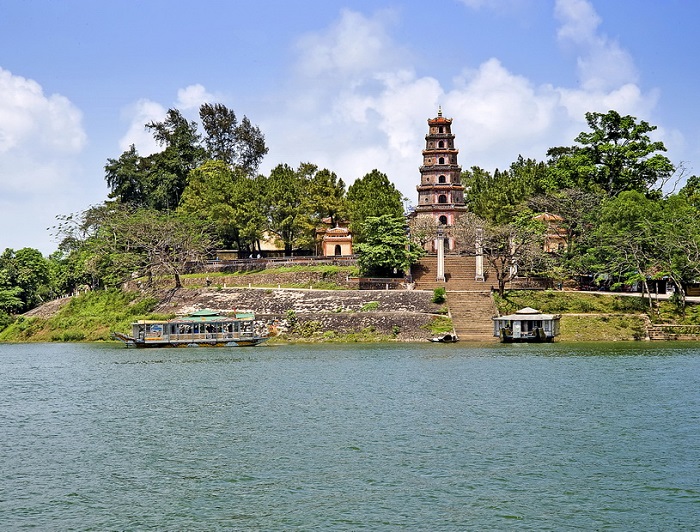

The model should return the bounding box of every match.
[178,160,265,251]
[0,248,52,312]
[105,109,206,211]
[145,109,206,210]
[261,163,307,255]
[346,169,404,242]
[355,215,424,277]
[547,110,675,196]
[586,191,662,306]
[199,103,268,175]
[105,144,149,207]
[463,158,550,225]
[304,168,347,227]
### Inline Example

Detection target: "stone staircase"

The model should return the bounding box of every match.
[411,255,491,291]
[411,256,497,342]
[447,291,499,342]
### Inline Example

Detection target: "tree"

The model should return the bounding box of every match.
[646,195,700,309]
[0,247,55,314]
[200,103,238,166]
[105,144,149,207]
[105,109,206,211]
[547,110,675,196]
[408,216,439,249]
[303,168,347,227]
[346,170,404,242]
[463,158,549,225]
[450,212,546,296]
[678,174,700,210]
[261,163,307,255]
[145,109,206,210]
[354,215,424,277]
[55,204,215,289]
[527,188,604,252]
[586,191,662,307]
[179,160,266,252]
[234,116,269,176]
[199,103,268,175]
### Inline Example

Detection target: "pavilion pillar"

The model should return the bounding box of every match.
[436,227,446,282]
[475,227,484,281]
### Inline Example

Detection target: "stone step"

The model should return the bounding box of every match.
[446,290,498,342]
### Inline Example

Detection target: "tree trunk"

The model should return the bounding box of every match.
[641,278,653,311]
[174,272,182,289]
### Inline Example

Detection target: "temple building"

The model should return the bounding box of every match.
[412,107,468,252]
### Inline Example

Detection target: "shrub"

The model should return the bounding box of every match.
[360,301,379,312]
[432,287,446,304]
[294,320,322,338]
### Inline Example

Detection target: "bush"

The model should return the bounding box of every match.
[0,311,13,332]
[360,301,379,312]
[432,287,446,304]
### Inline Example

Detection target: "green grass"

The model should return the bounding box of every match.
[559,315,647,341]
[422,316,454,335]
[0,289,164,342]
[495,290,648,315]
[655,299,700,325]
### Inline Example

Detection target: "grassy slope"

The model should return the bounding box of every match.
[494,290,700,341]
[0,290,166,343]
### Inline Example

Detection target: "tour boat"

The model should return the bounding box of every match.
[113,309,268,348]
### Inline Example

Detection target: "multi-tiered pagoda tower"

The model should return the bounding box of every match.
[413,107,468,251]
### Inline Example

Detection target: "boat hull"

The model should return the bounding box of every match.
[112,333,268,348]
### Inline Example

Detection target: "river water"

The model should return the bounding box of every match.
[1,341,698,530]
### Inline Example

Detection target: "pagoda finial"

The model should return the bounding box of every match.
[437,105,443,117]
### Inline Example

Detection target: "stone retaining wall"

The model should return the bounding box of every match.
[150,287,445,341]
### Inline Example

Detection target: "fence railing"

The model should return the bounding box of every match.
[347,277,407,290]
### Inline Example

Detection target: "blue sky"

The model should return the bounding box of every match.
[1,0,699,253]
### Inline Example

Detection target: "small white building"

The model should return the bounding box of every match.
[493,307,561,342]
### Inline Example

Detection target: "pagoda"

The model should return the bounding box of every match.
[413,107,467,251]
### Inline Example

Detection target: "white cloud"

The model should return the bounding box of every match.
[555,0,637,91]
[0,68,86,158]
[0,67,90,252]
[176,84,216,110]
[118,99,167,156]
[258,1,671,204]
[296,8,405,81]
[0,67,86,195]
[119,84,219,157]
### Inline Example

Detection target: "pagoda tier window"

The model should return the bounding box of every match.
[439,215,448,225]
[438,194,447,204]
[438,175,446,184]
[439,126,444,133]
[438,141,444,148]
[439,157,445,164]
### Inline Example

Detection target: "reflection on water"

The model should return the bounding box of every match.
[1,342,698,530]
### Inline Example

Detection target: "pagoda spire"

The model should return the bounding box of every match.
[412,108,467,252]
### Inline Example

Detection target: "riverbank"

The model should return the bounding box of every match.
[1,287,449,343]
[3,284,699,343]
